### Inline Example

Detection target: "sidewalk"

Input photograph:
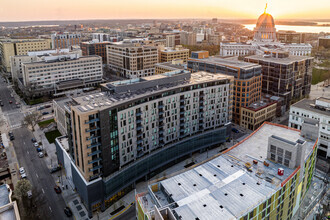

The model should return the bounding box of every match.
[0,106,20,189]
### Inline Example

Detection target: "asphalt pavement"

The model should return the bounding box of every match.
[12,127,71,220]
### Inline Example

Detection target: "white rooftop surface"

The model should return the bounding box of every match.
[151,123,315,220]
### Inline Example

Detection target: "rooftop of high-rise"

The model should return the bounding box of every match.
[71,70,233,113]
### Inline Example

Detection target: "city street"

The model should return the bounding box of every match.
[11,127,71,220]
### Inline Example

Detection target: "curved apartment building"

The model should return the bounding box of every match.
[55,70,234,217]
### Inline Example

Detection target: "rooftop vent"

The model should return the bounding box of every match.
[240,194,244,197]
[220,205,223,209]
[203,204,207,207]
[178,183,181,186]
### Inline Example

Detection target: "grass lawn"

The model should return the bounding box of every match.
[45,129,62,144]
[38,119,55,129]
[312,68,330,85]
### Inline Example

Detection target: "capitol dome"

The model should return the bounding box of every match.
[256,13,275,29]
[253,6,277,42]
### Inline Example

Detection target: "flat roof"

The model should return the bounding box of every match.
[245,54,313,64]
[72,71,233,113]
[243,99,277,112]
[291,98,330,116]
[22,55,100,66]
[0,185,9,207]
[140,123,315,220]
[155,62,185,70]
[189,56,261,70]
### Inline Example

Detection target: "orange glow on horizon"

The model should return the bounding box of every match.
[0,0,329,21]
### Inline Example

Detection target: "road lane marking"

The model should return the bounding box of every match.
[49,206,52,212]
[23,141,25,145]
[36,173,38,178]
[42,188,45,194]
[27,151,29,154]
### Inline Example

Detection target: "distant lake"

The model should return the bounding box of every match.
[244,24,330,33]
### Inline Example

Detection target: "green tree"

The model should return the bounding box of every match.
[23,111,42,132]
[14,179,32,198]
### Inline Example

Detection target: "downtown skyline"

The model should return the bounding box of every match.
[0,0,330,22]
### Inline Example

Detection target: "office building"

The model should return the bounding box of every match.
[51,32,81,49]
[0,38,51,73]
[240,99,277,130]
[10,48,82,83]
[21,54,102,96]
[276,31,305,44]
[158,46,189,63]
[180,32,197,46]
[208,34,222,46]
[188,56,262,123]
[318,35,330,49]
[155,59,185,74]
[289,97,330,159]
[191,51,209,59]
[165,34,180,47]
[81,40,111,64]
[55,70,234,217]
[220,7,312,57]
[107,44,158,78]
[137,122,318,220]
[244,51,313,109]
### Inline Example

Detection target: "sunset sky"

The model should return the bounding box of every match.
[0,0,329,21]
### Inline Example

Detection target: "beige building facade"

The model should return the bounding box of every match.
[0,39,51,73]
[158,45,189,63]
[240,100,277,130]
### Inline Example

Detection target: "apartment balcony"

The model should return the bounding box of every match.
[89,165,103,172]
[85,127,100,133]
[137,125,142,131]
[137,139,143,145]
[136,119,142,124]
[88,150,102,157]
[89,174,101,181]
[87,142,101,149]
[159,110,164,115]
[88,157,102,164]
[158,105,164,109]
[180,99,184,103]
[180,105,184,109]
[136,112,142,116]
[86,135,100,141]
[85,118,100,124]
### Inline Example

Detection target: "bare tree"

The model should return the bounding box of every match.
[23,111,42,131]
[14,179,32,198]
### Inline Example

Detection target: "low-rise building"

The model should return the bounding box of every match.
[21,54,102,96]
[155,59,185,74]
[107,44,158,78]
[55,70,234,217]
[276,31,305,44]
[0,184,20,220]
[158,45,189,63]
[136,122,318,220]
[289,97,330,159]
[240,99,277,130]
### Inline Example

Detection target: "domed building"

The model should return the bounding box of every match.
[253,12,277,41]
[220,5,312,57]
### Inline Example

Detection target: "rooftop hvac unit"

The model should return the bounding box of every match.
[278,168,284,176]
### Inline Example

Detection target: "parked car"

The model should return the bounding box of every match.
[0,101,3,106]
[16,104,20,108]
[37,106,45,111]
[36,148,42,152]
[42,112,49,115]
[54,186,62,194]
[21,173,27,179]
[27,190,32,199]
[31,138,37,143]
[19,167,25,175]
[50,166,61,173]
[34,142,39,147]
[8,132,14,140]
[64,207,73,217]
[9,100,12,104]
[38,152,44,158]
[44,105,51,108]
[15,102,19,105]
[232,128,239,133]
